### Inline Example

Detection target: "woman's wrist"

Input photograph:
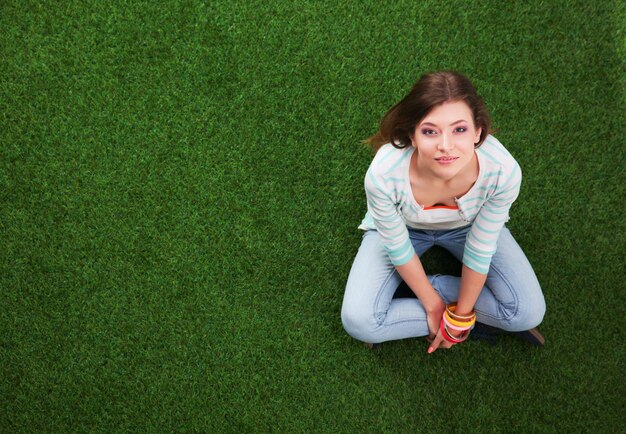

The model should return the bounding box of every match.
[439,303,476,343]
[421,291,444,314]
[453,307,474,317]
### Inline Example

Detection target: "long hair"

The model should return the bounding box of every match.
[366,71,491,152]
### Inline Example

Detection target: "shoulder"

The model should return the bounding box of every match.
[476,135,522,196]
[367,143,413,177]
[478,135,521,178]
[364,144,411,193]
[478,135,518,164]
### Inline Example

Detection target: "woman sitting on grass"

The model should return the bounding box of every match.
[341,71,546,353]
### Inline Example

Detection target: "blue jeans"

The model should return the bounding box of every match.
[341,226,546,343]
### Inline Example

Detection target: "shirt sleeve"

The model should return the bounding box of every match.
[463,162,522,274]
[364,167,415,266]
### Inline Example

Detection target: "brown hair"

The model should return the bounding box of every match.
[366,71,491,152]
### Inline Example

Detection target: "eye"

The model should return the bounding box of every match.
[454,126,467,133]
[421,129,437,136]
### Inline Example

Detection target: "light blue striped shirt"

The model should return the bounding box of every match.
[359,135,521,274]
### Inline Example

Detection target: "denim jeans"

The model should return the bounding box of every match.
[341,225,546,344]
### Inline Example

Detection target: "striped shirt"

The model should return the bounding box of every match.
[359,135,522,274]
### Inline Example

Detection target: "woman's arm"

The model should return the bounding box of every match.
[455,265,487,316]
[396,254,445,335]
[429,161,521,353]
[395,254,441,310]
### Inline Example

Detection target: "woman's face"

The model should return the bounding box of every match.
[410,100,482,180]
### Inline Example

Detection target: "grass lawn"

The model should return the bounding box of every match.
[1,0,624,432]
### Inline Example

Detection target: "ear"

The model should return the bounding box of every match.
[409,128,419,148]
[474,127,482,144]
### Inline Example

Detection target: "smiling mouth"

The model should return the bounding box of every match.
[435,156,459,163]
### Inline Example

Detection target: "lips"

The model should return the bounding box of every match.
[435,156,459,164]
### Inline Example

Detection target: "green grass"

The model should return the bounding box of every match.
[1,0,624,432]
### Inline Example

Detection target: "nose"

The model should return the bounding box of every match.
[438,132,453,152]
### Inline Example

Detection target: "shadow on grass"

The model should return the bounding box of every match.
[393,246,462,299]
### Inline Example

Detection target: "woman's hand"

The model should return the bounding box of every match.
[427,327,456,354]
[423,296,446,340]
[424,298,460,353]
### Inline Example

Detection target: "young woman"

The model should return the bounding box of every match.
[341,71,546,353]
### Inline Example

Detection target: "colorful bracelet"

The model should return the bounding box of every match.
[439,318,468,343]
[446,303,476,320]
[444,310,476,328]
[443,314,473,331]
[445,323,469,342]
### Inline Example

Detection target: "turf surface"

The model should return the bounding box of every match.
[1,0,624,432]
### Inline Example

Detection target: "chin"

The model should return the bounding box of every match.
[436,167,461,180]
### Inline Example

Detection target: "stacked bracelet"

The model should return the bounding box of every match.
[440,303,476,344]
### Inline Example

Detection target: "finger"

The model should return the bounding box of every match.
[428,333,443,354]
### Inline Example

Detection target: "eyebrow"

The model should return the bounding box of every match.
[420,120,467,127]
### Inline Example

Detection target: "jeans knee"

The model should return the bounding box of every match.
[506,297,546,332]
[341,305,380,343]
